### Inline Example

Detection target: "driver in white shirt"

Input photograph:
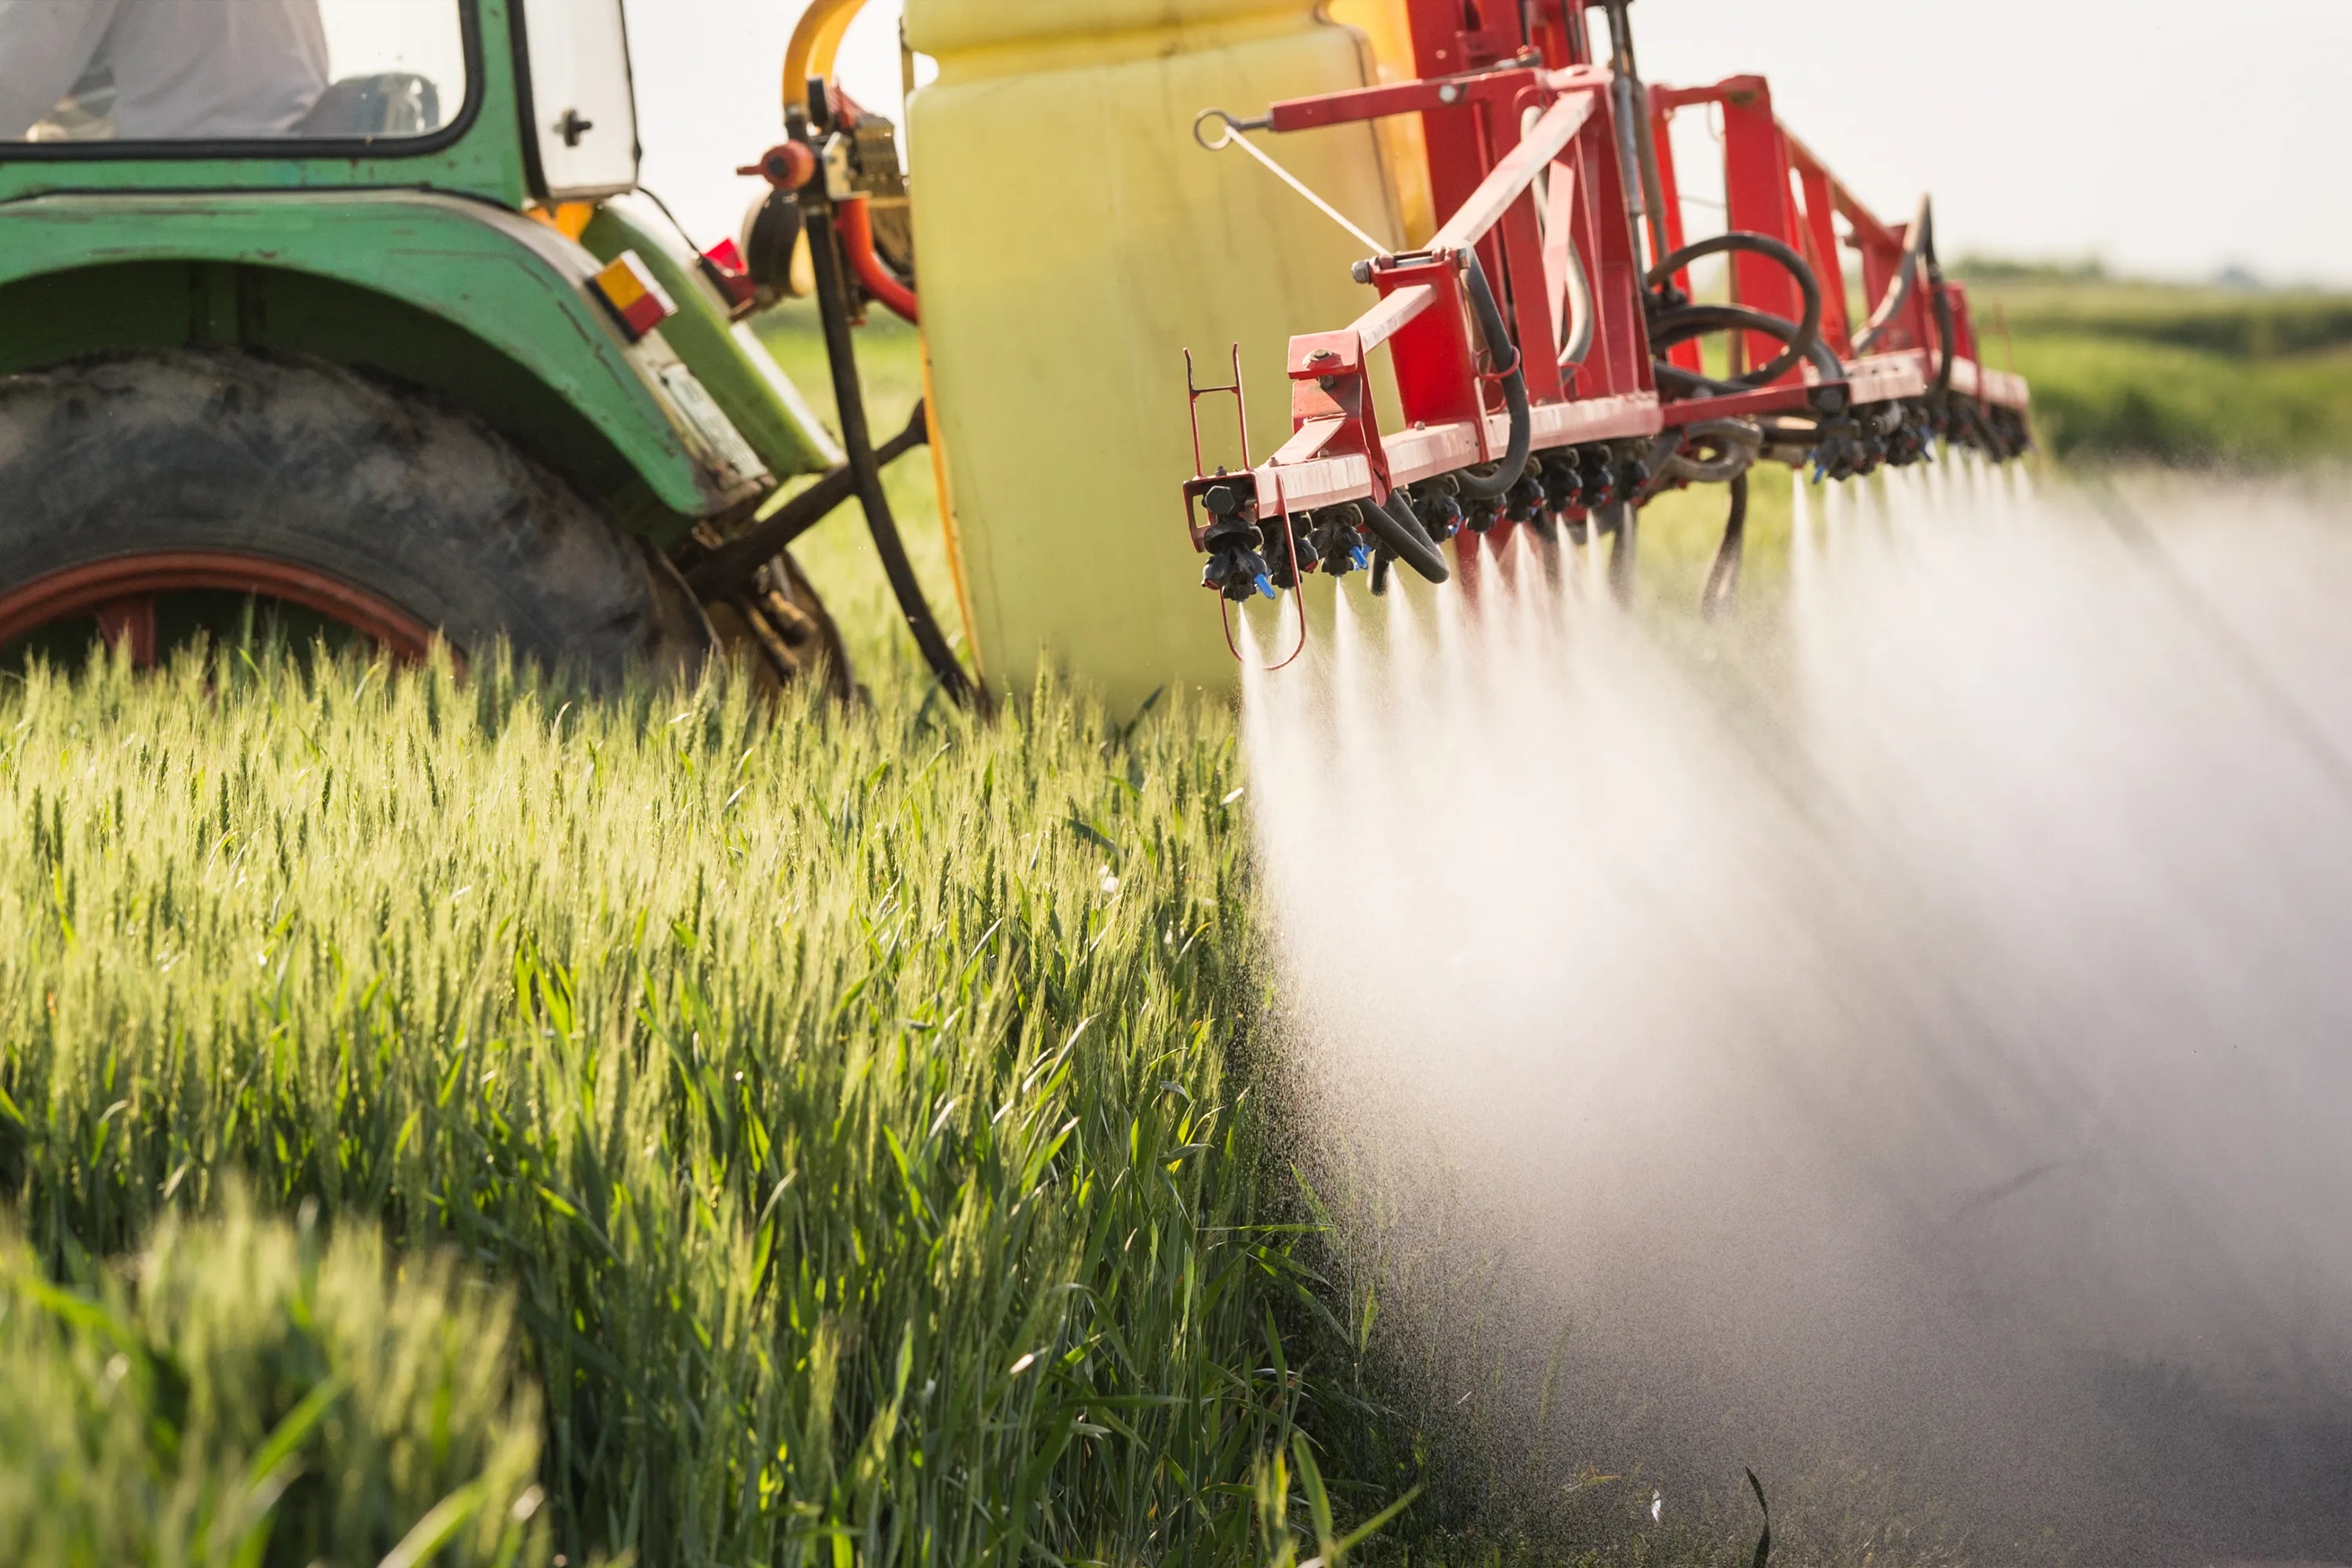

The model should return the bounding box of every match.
[0,0,328,140]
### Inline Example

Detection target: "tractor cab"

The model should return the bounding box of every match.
[4,0,641,199]
[0,0,854,689]
[10,4,458,145]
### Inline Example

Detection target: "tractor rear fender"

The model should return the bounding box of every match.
[577,198,845,481]
[0,191,819,546]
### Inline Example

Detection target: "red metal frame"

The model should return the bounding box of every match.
[1180,0,2031,605]
[1181,344,1256,550]
[1181,347,1310,669]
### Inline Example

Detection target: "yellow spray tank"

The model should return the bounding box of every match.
[901,0,1420,710]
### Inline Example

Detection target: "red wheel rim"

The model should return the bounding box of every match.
[0,550,439,666]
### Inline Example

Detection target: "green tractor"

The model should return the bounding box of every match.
[0,0,953,695]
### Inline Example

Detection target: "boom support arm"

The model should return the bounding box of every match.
[1180,0,2031,626]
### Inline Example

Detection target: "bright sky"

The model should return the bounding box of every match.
[626,1,2352,288]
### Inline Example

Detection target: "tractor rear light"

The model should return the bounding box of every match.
[697,238,760,311]
[589,252,677,342]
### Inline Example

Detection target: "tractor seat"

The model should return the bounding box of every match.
[294,74,444,140]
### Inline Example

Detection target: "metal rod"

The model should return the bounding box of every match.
[1601,0,1670,271]
[686,399,928,601]
[1196,109,1391,257]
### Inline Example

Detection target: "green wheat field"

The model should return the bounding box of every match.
[0,637,1380,1566]
[3,271,2344,1567]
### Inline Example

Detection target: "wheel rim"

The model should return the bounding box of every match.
[0,550,438,667]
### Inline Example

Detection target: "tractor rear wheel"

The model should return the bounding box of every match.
[0,348,712,681]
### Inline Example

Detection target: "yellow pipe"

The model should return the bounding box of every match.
[811,7,858,84]
[784,0,869,114]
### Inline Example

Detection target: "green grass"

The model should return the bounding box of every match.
[1997,334,2352,466]
[0,292,2034,1568]
[1957,266,2352,358]
[1954,266,2352,464]
[1,1192,546,1566]
[0,641,1402,1566]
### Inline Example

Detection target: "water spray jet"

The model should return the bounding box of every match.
[1248,470,2352,1563]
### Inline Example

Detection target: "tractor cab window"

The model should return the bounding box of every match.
[517,0,637,199]
[0,0,469,145]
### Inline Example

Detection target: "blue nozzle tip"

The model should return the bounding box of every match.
[1255,574,1276,601]
[1351,545,1371,572]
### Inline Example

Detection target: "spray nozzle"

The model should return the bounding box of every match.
[1541,455,1582,514]
[1304,503,1372,579]
[1200,494,1272,601]
[1506,472,1548,525]
[1409,484,1464,542]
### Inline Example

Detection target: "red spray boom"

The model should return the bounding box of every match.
[1181,0,2030,624]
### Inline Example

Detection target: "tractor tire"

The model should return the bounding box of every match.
[0,347,713,682]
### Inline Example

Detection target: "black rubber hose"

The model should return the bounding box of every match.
[1650,361,1721,400]
[1644,231,1822,388]
[1600,500,1636,606]
[1929,270,1958,396]
[1914,201,1958,395]
[1454,252,1531,502]
[1855,196,1956,393]
[1700,470,1748,622]
[1657,364,1845,416]
[685,399,927,601]
[1853,194,1933,357]
[1649,303,1843,393]
[1366,490,1451,584]
[804,205,982,709]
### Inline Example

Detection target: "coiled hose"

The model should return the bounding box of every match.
[1649,304,1844,400]
[1661,418,1763,485]
[1646,232,1823,388]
